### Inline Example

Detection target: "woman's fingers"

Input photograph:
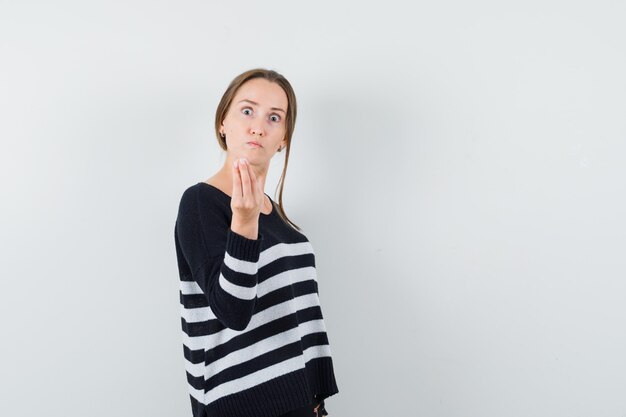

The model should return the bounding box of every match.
[232,158,251,200]
[232,159,242,199]
[239,159,252,200]
[234,158,257,206]
[232,158,263,219]
[246,161,261,201]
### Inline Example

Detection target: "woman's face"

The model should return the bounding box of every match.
[220,78,288,164]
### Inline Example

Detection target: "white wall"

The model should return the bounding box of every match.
[1,1,625,416]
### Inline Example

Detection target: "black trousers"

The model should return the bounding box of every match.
[276,395,328,417]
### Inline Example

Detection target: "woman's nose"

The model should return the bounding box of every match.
[250,122,265,136]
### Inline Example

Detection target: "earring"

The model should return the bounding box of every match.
[220,132,225,138]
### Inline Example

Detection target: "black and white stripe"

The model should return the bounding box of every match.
[179,235,333,406]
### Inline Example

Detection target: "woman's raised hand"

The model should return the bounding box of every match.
[231,158,264,227]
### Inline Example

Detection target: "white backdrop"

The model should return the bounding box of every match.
[1,1,625,416]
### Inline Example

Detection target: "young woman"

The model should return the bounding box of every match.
[174,68,339,417]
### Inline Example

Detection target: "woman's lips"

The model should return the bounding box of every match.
[247,142,262,148]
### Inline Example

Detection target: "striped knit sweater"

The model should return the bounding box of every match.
[174,182,339,417]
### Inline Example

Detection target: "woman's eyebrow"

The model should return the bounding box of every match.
[238,99,286,114]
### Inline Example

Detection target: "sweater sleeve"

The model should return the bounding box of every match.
[175,185,264,331]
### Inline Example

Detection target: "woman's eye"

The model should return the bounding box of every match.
[242,107,280,122]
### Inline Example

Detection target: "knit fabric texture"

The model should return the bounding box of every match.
[174,182,339,417]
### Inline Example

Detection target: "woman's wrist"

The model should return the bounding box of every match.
[231,218,259,240]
